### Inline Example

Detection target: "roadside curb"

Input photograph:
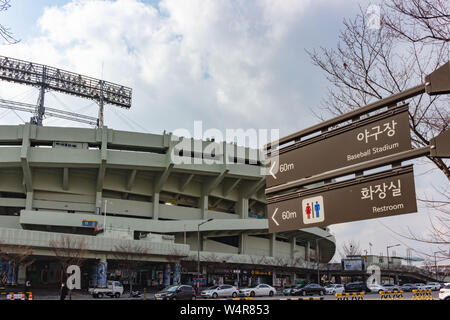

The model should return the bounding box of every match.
[219,297,254,301]
[279,297,324,300]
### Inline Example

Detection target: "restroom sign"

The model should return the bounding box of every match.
[302,196,324,224]
[268,165,417,233]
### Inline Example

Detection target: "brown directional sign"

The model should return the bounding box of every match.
[430,129,450,158]
[266,106,411,188]
[425,61,450,95]
[267,165,417,233]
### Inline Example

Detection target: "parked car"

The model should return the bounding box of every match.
[344,281,369,293]
[439,283,450,300]
[400,283,417,292]
[282,286,294,296]
[201,284,239,299]
[289,284,305,296]
[382,283,402,292]
[414,283,427,291]
[154,285,196,300]
[368,284,385,294]
[325,284,345,295]
[89,281,124,299]
[426,282,441,291]
[239,284,276,297]
[292,283,326,296]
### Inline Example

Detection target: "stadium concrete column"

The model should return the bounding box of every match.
[17,265,27,285]
[153,133,174,220]
[25,192,33,210]
[21,123,33,202]
[290,237,296,258]
[238,233,246,254]
[152,192,160,220]
[97,256,108,288]
[236,197,249,219]
[95,192,102,215]
[305,241,311,262]
[201,168,228,219]
[95,126,108,215]
[199,194,208,220]
[290,272,296,286]
[270,233,276,257]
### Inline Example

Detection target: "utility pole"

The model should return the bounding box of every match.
[197,218,213,295]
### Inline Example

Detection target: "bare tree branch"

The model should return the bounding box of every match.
[0,1,19,44]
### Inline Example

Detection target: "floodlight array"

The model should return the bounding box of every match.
[0,55,132,109]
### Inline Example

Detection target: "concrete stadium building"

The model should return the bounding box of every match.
[0,122,336,290]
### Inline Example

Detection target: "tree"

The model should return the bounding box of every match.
[306,1,450,179]
[0,0,19,44]
[113,243,148,297]
[49,235,87,299]
[383,0,449,44]
[0,243,34,286]
[307,0,449,278]
[338,240,362,259]
[379,185,449,263]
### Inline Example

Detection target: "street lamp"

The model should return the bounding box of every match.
[197,218,213,295]
[315,234,335,285]
[433,250,446,280]
[386,244,400,284]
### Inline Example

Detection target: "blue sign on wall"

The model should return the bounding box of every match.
[82,220,98,228]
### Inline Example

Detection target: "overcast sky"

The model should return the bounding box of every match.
[0,0,448,264]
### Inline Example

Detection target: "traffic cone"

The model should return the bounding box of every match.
[27,292,33,300]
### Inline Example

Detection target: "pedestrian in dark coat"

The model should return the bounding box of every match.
[60,283,68,300]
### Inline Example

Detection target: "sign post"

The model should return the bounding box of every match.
[264,60,449,234]
[267,106,411,188]
[268,165,417,233]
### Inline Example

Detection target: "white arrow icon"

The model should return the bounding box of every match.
[269,161,277,179]
[272,208,279,226]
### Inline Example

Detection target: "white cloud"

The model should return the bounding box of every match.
[0,0,325,132]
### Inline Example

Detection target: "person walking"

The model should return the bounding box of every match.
[60,282,68,300]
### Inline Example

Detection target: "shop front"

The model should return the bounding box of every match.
[206,268,241,287]
[247,270,272,287]
[273,272,293,289]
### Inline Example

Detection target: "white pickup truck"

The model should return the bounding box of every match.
[89,281,124,298]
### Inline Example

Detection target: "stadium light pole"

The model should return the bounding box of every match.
[197,218,213,295]
[386,244,400,284]
[433,250,446,280]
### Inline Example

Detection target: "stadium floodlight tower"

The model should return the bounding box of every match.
[0,55,132,127]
